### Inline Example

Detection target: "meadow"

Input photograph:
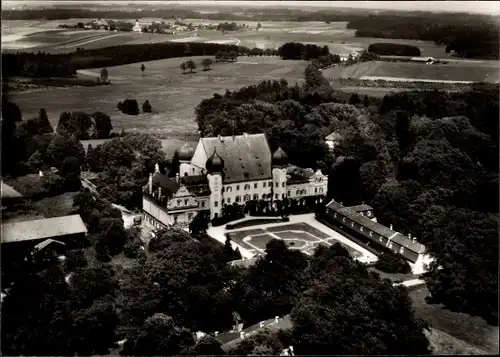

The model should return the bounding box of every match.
[9,55,308,136]
[323,60,499,83]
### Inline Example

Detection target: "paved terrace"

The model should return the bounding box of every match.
[207,213,378,264]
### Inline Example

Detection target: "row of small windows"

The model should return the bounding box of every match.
[332,212,405,254]
[223,181,285,192]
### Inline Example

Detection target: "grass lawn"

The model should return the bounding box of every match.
[323,61,499,83]
[273,230,319,242]
[409,286,499,354]
[10,56,308,136]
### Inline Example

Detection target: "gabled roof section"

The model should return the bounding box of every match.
[201,134,272,183]
[151,172,180,197]
[33,239,66,252]
[326,201,425,254]
[2,215,87,244]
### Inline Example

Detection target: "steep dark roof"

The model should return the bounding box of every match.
[201,134,272,183]
[348,204,374,212]
[181,175,210,196]
[2,215,87,244]
[286,165,315,184]
[152,172,180,196]
[326,200,425,254]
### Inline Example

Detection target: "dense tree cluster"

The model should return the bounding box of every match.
[215,51,238,63]
[374,252,412,274]
[348,13,499,59]
[3,42,248,78]
[277,42,330,60]
[367,43,421,57]
[57,111,113,138]
[86,133,165,208]
[180,60,197,73]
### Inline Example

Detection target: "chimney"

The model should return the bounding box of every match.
[149,173,153,194]
[390,224,393,230]
[408,233,412,240]
[275,316,279,324]
[39,170,44,177]
[176,173,180,183]
[240,331,246,340]
[259,321,265,328]
[413,236,417,243]
[158,187,162,199]
[214,331,219,336]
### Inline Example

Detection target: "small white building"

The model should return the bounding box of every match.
[325,131,342,151]
[132,20,142,33]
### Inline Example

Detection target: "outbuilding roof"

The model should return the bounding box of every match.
[347,204,373,212]
[2,215,87,244]
[1,181,23,198]
[201,134,272,183]
[151,172,180,197]
[326,200,424,254]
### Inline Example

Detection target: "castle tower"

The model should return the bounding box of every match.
[176,142,195,177]
[206,149,224,219]
[272,147,288,201]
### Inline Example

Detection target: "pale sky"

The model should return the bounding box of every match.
[4,1,500,15]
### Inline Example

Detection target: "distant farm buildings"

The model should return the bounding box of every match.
[325,131,342,151]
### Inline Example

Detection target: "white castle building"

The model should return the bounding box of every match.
[142,133,328,228]
[132,20,142,33]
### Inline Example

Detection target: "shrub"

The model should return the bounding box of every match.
[123,239,141,258]
[142,100,152,113]
[118,99,139,115]
[375,252,412,274]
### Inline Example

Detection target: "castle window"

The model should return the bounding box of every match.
[244,194,250,202]
[227,197,231,204]
[236,196,241,203]
[192,168,195,174]
[177,199,181,206]
[202,201,206,207]
[184,199,188,205]
[254,183,258,189]
[282,182,285,188]
[275,182,279,188]
[263,182,266,188]
[244,184,250,190]
[253,194,259,200]
[174,216,178,224]
[296,190,300,196]
[287,190,290,197]
[281,193,285,199]
[226,186,232,192]
[319,188,323,193]
[215,201,218,207]
[188,213,193,220]
[315,188,318,193]
[236,185,240,191]
[275,194,279,199]
[269,181,272,187]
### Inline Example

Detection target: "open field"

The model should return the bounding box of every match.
[227,221,365,259]
[409,287,499,355]
[323,60,499,83]
[3,19,452,57]
[8,56,308,136]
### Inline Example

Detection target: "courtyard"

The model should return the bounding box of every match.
[208,214,377,263]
